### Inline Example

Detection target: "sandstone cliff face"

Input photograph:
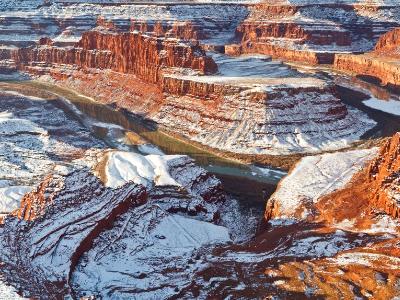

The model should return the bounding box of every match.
[368,133,400,218]
[334,53,400,87]
[236,21,351,47]
[313,133,400,225]
[130,20,205,41]
[13,29,218,84]
[228,3,399,64]
[334,27,400,90]
[266,133,400,224]
[375,27,400,56]
[76,30,217,79]
[7,25,375,156]
[225,42,336,65]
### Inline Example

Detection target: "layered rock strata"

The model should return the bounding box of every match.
[0,2,248,47]
[6,24,376,156]
[335,27,400,91]
[266,132,400,225]
[51,67,376,155]
[255,132,400,298]
[0,169,147,297]
[130,19,205,41]
[227,2,400,64]
[11,29,217,83]
[0,150,228,298]
[375,27,400,56]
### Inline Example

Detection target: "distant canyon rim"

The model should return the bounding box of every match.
[0,1,400,299]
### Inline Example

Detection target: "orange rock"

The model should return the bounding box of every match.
[12,28,218,84]
[316,133,400,225]
[334,28,400,91]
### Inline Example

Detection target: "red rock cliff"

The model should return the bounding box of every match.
[334,27,400,90]
[130,19,205,40]
[227,3,398,65]
[12,29,218,84]
[375,27,400,57]
[316,133,400,224]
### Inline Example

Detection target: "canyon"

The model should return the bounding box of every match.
[226,1,400,64]
[335,27,400,92]
[1,18,377,159]
[0,0,400,299]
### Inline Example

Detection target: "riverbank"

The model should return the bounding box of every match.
[0,80,381,171]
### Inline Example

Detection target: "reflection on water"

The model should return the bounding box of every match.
[61,98,284,210]
[7,81,286,211]
[332,74,400,139]
[338,76,398,101]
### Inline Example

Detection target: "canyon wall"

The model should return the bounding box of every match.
[130,19,205,41]
[334,53,400,88]
[225,43,335,65]
[5,24,375,157]
[367,133,400,218]
[227,3,399,64]
[375,27,400,56]
[12,29,217,84]
[0,152,228,298]
[266,132,400,223]
[334,27,400,90]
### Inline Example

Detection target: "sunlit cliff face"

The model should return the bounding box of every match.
[0,1,400,299]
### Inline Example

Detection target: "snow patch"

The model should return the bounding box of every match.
[363,97,400,116]
[270,148,379,219]
[104,151,184,188]
[0,279,27,300]
[0,186,33,214]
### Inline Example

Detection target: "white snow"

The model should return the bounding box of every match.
[0,186,32,214]
[137,144,165,155]
[158,84,376,155]
[104,151,184,188]
[269,148,379,219]
[71,205,231,299]
[333,252,400,269]
[0,110,47,136]
[363,97,400,116]
[165,73,327,91]
[336,215,400,235]
[153,213,230,248]
[0,88,106,216]
[0,279,27,300]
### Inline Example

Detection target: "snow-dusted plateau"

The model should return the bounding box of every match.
[0,0,400,299]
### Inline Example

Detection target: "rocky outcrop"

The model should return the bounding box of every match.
[228,3,399,64]
[367,133,400,218]
[0,150,228,298]
[267,132,400,224]
[12,29,217,84]
[334,27,400,91]
[262,238,400,299]
[334,53,400,88]
[265,147,378,221]
[236,21,351,47]
[130,19,205,41]
[0,169,147,297]
[375,27,400,56]
[225,43,336,65]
